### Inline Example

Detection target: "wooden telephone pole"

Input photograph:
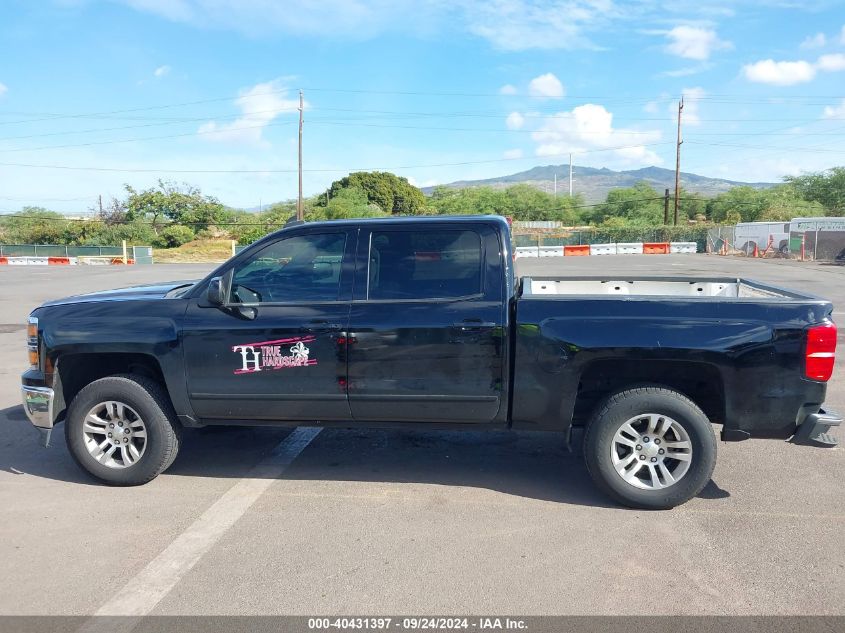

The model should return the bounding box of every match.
[297,90,304,221]
[673,97,684,226]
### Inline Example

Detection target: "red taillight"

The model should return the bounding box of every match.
[805,322,837,382]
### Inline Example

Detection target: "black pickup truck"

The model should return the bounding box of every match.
[20,215,841,509]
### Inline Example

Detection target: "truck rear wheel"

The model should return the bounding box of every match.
[584,386,716,510]
[65,374,181,486]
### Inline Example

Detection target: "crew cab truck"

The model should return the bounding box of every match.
[20,216,841,509]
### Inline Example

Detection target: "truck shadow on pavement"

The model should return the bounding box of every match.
[0,405,730,508]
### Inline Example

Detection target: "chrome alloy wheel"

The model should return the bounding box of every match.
[82,401,147,469]
[610,413,693,490]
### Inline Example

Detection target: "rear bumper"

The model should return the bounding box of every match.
[21,385,54,430]
[791,407,842,448]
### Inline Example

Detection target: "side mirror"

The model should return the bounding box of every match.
[207,276,226,306]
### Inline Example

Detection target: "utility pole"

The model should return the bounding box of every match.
[673,97,684,226]
[663,188,670,225]
[98,195,103,215]
[569,153,573,197]
[553,174,557,196]
[297,89,304,221]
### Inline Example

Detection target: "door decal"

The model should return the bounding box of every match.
[231,335,317,374]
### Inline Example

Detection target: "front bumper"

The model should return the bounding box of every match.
[791,408,842,448]
[21,385,54,430]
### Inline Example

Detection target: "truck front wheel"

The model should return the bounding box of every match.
[584,386,716,510]
[65,375,181,486]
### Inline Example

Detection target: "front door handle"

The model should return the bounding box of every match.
[452,320,497,332]
[301,320,342,332]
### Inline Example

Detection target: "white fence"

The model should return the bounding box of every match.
[616,243,644,255]
[515,242,698,259]
[589,243,617,256]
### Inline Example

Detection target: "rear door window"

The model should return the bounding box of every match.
[367,229,482,300]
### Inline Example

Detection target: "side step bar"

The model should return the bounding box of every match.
[791,409,842,448]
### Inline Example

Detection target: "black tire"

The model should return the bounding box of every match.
[584,386,716,510]
[65,374,181,486]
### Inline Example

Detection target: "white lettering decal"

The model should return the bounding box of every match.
[231,336,318,374]
[232,345,262,373]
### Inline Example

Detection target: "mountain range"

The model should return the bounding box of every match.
[420,165,776,203]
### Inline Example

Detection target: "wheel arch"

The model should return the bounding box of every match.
[54,352,170,422]
[573,358,726,428]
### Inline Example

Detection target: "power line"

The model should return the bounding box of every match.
[687,140,845,154]
[0,120,297,153]
[2,84,844,127]
[0,142,675,173]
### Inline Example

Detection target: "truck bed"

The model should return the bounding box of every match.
[521,276,807,299]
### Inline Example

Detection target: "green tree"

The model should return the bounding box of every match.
[0,207,70,244]
[427,184,584,223]
[124,180,230,232]
[322,172,426,214]
[783,167,845,214]
[706,187,768,223]
[310,187,387,220]
[592,182,664,226]
[706,184,824,223]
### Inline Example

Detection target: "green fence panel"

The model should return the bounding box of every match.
[0,244,37,256]
[2,244,130,258]
[132,246,154,264]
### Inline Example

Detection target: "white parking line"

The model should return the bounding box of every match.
[81,426,321,627]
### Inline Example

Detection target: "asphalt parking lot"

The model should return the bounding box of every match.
[0,255,843,616]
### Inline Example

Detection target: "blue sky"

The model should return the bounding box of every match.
[1,0,845,212]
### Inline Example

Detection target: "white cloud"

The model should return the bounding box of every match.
[0,82,7,97]
[659,64,709,78]
[503,149,523,159]
[121,0,620,51]
[506,111,525,130]
[528,73,564,98]
[153,65,171,77]
[406,175,439,188]
[816,53,845,72]
[822,99,845,119]
[530,103,663,166]
[643,100,660,114]
[499,84,517,95]
[120,0,421,38]
[742,54,845,85]
[800,32,826,49]
[742,59,817,85]
[198,79,302,146]
[664,26,732,61]
[463,0,616,51]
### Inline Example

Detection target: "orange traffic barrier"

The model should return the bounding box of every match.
[643,242,669,254]
[0,257,7,265]
[109,258,136,265]
[564,245,591,256]
[47,256,71,265]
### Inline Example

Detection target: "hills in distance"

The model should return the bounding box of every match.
[420,164,775,203]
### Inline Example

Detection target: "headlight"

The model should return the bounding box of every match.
[27,316,39,368]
